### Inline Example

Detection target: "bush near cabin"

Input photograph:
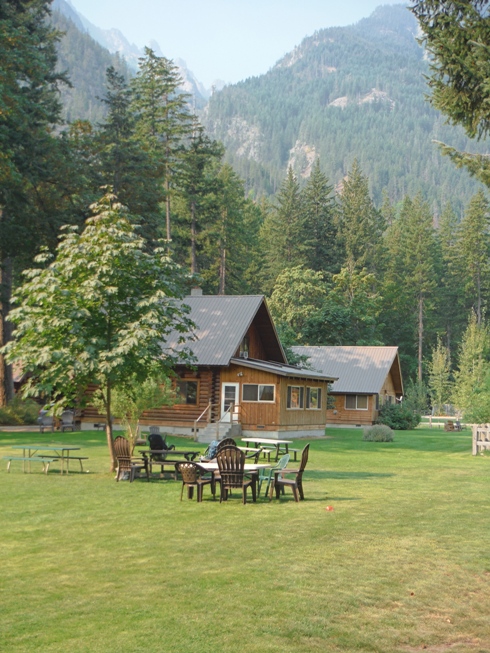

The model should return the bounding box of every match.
[376,402,421,430]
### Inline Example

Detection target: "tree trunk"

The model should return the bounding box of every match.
[418,294,424,382]
[219,242,226,295]
[0,257,14,407]
[105,381,116,472]
[190,201,197,275]
[166,191,171,242]
[476,271,481,325]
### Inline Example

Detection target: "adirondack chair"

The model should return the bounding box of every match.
[113,436,149,482]
[216,445,256,504]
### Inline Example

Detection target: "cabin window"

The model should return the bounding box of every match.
[287,386,304,409]
[345,395,368,410]
[242,384,275,402]
[239,334,250,358]
[176,380,198,405]
[306,387,322,410]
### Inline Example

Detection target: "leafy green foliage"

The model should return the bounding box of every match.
[427,337,452,414]
[94,375,175,452]
[0,396,39,426]
[3,193,195,467]
[377,402,421,430]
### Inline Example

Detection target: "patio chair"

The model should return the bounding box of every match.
[216,445,256,504]
[39,414,54,433]
[257,454,290,497]
[270,444,310,502]
[177,462,214,502]
[60,410,74,432]
[217,437,236,450]
[113,436,149,482]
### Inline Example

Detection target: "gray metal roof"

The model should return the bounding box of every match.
[166,295,278,366]
[229,357,336,382]
[292,346,403,395]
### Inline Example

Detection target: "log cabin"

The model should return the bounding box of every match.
[81,291,336,441]
[291,346,403,427]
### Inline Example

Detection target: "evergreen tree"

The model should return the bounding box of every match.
[0,0,68,406]
[301,159,340,274]
[260,166,307,289]
[457,190,490,324]
[412,1,490,187]
[97,67,163,242]
[337,160,385,276]
[436,202,466,359]
[173,120,223,276]
[130,48,192,240]
[452,312,490,416]
[383,195,438,380]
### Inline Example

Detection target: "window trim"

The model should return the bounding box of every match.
[287,385,304,410]
[306,387,322,410]
[242,383,275,403]
[345,394,369,411]
[175,380,199,406]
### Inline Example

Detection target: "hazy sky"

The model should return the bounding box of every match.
[69,0,402,87]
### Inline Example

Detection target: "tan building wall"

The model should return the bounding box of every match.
[326,394,376,426]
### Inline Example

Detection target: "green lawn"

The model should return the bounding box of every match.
[1,427,489,653]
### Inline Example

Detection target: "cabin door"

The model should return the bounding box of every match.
[221,383,239,422]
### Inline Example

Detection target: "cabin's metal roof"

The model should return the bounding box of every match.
[229,357,337,382]
[166,295,286,366]
[292,346,403,395]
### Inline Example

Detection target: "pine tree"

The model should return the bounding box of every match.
[130,48,193,241]
[452,312,490,415]
[436,202,465,359]
[0,0,68,406]
[337,160,385,275]
[260,166,307,289]
[173,120,223,276]
[383,195,438,380]
[302,159,340,274]
[457,190,490,324]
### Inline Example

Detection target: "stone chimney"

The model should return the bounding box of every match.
[190,287,203,296]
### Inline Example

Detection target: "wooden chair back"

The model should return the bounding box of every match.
[113,436,131,473]
[298,444,310,473]
[216,445,246,488]
[217,438,236,451]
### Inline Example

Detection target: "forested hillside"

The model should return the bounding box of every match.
[51,3,130,124]
[202,4,488,213]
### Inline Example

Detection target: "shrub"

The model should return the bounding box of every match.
[377,402,421,430]
[0,396,40,425]
[363,424,394,442]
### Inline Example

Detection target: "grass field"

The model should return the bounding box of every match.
[1,427,489,653]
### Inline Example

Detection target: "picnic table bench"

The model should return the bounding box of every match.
[3,456,56,474]
[37,454,89,472]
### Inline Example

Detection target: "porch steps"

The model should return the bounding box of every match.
[196,422,241,444]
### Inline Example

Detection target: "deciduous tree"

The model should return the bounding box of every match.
[3,193,195,469]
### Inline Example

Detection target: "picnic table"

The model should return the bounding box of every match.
[4,444,87,474]
[138,448,199,478]
[240,437,296,461]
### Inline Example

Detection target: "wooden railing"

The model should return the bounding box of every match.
[192,401,242,440]
[193,401,214,441]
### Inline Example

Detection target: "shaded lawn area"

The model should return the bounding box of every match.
[1,427,489,653]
